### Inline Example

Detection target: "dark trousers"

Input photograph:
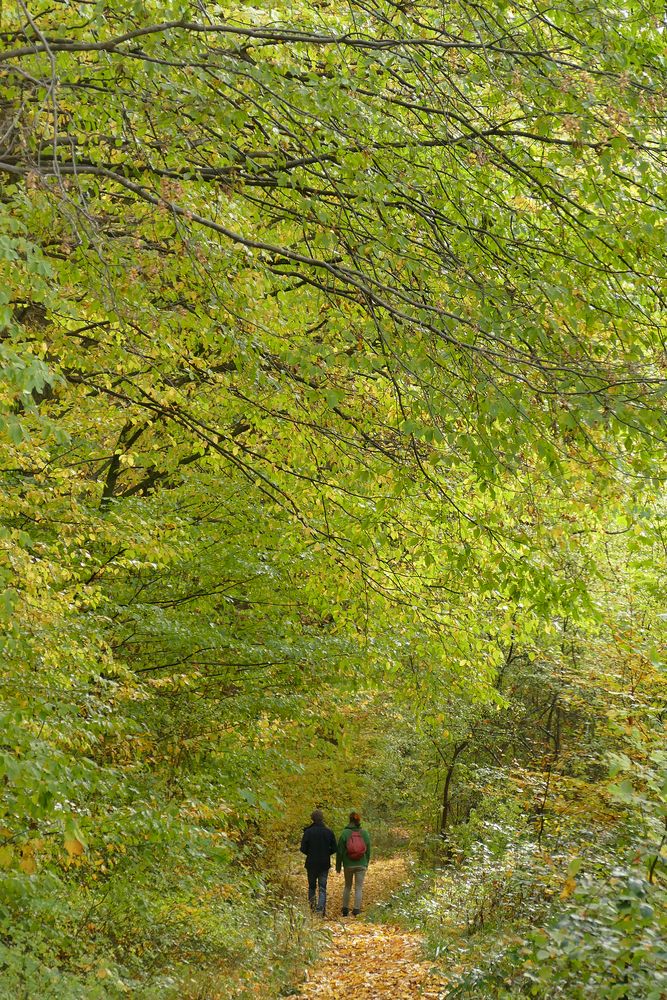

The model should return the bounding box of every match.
[307,868,329,914]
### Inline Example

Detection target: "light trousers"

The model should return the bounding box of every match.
[342,866,366,911]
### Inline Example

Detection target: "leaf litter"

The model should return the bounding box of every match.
[294,857,447,999]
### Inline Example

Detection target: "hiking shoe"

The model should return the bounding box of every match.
[341,908,349,916]
[352,909,361,916]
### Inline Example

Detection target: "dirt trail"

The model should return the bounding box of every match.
[293,857,447,999]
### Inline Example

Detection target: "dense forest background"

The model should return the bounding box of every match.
[1,1,666,997]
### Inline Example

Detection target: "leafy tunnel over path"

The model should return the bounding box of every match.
[1,0,666,996]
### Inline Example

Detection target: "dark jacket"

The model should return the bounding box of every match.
[300,821,337,872]
[336,823,371,871]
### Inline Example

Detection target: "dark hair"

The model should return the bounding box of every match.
[311,809,324,824]
[349,811,361,824]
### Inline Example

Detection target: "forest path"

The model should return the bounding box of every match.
[293,857,447,999]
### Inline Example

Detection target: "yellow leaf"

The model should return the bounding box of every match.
[0,845,13,868]
[19,849,36,874]
[560,876,577,900]
[64,837,85,858]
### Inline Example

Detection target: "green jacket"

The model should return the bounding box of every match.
[336,823,371,871]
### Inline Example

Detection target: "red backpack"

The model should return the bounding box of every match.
[346,829,366,861]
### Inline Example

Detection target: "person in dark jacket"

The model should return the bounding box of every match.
[300,809,337,916]
[336,810,371,916]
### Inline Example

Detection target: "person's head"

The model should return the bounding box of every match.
[349,810,361,826]
[311,809,324,825]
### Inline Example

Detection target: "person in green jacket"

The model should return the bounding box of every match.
[335,810,371,916]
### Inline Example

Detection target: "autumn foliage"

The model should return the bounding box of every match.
[1,0,666,996]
